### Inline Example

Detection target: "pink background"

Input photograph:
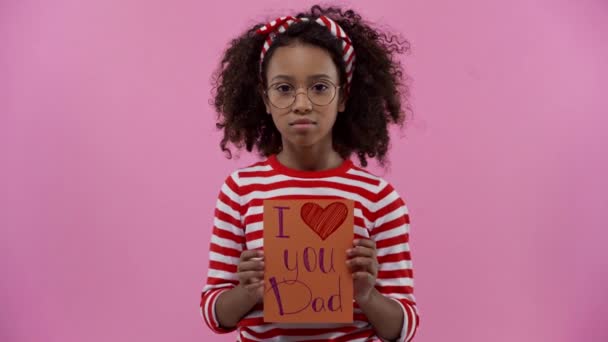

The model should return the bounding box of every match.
[1,0,607,341]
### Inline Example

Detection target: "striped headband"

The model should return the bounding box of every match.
[256,15,356,92]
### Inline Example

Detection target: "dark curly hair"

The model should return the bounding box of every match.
[211,4,411,167]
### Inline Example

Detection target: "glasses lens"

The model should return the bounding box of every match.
[308,82,336,106]
[267,82,337,108]
[267,84,295,109]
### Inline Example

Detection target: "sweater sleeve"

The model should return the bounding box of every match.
[200,173,245,334]
[372,181,420,342]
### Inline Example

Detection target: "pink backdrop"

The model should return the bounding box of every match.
[2,0,607,341]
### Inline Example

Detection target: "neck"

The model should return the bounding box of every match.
[277,140,343,172]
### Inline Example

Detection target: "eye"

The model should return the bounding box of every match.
[272,83,294,93]
[311,83,330,93]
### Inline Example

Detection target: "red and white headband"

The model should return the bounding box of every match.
[256,15,356,92]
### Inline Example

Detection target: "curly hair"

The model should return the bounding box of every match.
[211,4,411,167]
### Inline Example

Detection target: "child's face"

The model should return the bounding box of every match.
[263,43,345,150]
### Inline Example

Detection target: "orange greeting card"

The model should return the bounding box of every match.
[263,199,354,323]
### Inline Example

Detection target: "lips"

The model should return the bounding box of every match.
[289,119,316,125]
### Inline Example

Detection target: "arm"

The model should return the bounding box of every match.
[214,273,261,328]
[200,174,251,333]
[356,274,406,340]
[367,182,420,341]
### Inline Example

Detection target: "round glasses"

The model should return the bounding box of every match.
[264,80,340,109]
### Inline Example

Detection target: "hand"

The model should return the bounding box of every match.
[236,250,265,303]
[346,239,378,305]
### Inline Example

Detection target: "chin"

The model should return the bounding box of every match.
[286,136,319,147]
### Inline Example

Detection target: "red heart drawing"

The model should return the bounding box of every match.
[300,202,348,240]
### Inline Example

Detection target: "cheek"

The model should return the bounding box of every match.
[319,108,339,128]
[269,110,291,129]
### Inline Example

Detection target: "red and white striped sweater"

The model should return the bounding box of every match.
[200,155,420,341]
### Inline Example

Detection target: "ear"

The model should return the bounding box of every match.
[259,84,271,114]
[338,90,347,113]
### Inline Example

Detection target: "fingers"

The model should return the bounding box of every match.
[239,270,264,281]
[237,259,265,272]
[346,240,377,275]
[353,238,376,250]
[347,239,378,277]
[347,245,376,258]
[238,249,265,272]
[346,256,378,276]
[244,281,264,290]
[238,250,265,288]
[240,249,264,261]
[347,256,375,268]
[352,271,375,282]
[238,270,265,287]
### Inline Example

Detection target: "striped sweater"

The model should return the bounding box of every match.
[200,155,420,341]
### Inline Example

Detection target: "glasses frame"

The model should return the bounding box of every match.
[263,79,342,109]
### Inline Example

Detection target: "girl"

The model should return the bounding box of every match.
[200,5,419,341]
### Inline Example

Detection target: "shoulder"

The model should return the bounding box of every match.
[346,164,398,197]
[223,158,273,187]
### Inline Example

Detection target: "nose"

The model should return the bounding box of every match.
[292,88,312,114]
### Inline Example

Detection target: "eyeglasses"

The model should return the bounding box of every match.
[264,80,340,109]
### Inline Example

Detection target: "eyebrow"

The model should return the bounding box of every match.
[270,74,333,82]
